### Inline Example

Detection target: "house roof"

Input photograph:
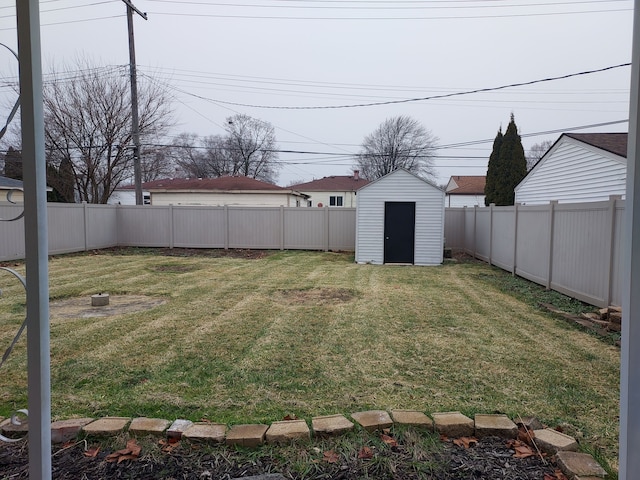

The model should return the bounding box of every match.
[0,175,24,189]
[446,175,486,195]
[290,175,370,192]
[564,133,628,158]
[123,176,299,193]
[0,176,23,190]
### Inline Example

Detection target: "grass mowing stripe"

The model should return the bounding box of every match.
[0,250,620,472]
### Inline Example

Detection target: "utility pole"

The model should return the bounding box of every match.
[123,0,147,205]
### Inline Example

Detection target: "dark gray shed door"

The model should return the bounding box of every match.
[384,202,415,264]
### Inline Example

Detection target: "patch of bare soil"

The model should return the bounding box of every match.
[49,295,167,320]
[449,251,480,263]
[276,288,356,305]
[99,246,274,260]
[0,436,559,479]
[148,264,200,273]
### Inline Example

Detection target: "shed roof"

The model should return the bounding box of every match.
[446,175,486,195]
[357,168,444,192]
[290,175,370,191]
[564,133,628,158]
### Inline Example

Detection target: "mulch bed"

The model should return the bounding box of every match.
[0,436,562,479]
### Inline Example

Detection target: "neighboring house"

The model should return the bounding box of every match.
[113,176,309,207]
[0,176,53,204]
[515,133,627,205]
[355,168,445,266]
[107,188,151,205]
[0,176,24,204]
[290,170,370,207]
[445,175,486,207]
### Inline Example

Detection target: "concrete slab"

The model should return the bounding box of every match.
[226,424,269,447]
[266,420,310,444]
[129,417,171,436]
[350,410,393,432]
[533,428,578,454]
[390,410,433,429]
[167,419,194,440]
[50,418,94,444]
[555,451,607,478]
[432,412,474,438]
[183,422,227,443]
[83,417,131,436]
[474,414,518,439]
[311,414,354,436]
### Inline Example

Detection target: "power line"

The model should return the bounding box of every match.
[146,7,630,20]
[138,63,629,95]
[145,0,629,10]
[437,119,629,149]
[155,62,631,110]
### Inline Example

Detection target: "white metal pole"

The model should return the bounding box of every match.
[620,1,640,478]
[15,0,51,479]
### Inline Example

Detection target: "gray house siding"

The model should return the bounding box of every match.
[355,169,444,266]
[515,137,626,205]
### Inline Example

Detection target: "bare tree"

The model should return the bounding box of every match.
[42,59,173,203]
[140,144,176,182]
[172,114,280,183]
[526,140,554,171]
[170,132,206,178]
[170,133,228,178]
[355,115,438,181]
[225,114,279,183]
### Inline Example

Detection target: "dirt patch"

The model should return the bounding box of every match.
[277,288,356,305]
[447,251,479,263]
[148,264,200,273]
[49,295,167,320]
[98,246,274,260]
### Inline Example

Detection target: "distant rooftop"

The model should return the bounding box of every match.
[0,175,23,189]
[564,133,628,159]
[122,176,293,192]
[290,172,370,191]
[446,175,486,195]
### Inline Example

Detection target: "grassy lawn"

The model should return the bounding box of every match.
[0,249,620,471]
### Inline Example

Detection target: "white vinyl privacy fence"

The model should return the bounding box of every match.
[0,204,356,261]
[1,200,625,307]
[444,197,624,307]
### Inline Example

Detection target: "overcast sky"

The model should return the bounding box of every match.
[0,0,634,186]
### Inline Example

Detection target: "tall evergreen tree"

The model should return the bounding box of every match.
[46,157,76,203]
[3,146,22,180]
[484,128,503,205]
[496,114,527,205]
[484,114,527,206]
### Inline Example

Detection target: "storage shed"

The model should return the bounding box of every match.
[355,168,445,266]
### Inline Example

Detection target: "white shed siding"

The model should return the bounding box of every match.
[356,169,444,266]
[515,138,626,205]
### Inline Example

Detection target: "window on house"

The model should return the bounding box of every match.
[296,200,300,207]
[307,200,312,207]
[329,196,343,206]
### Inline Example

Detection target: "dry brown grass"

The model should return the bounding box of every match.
[0,249,620,471]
